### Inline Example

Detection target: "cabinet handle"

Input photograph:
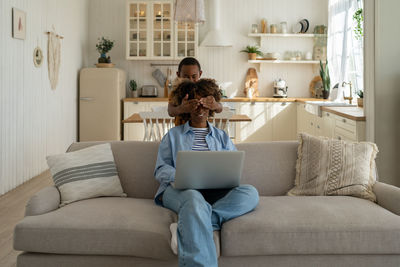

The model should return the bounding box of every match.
[317,125,320,129]
[342,118,346,123]
[80,97,94,101]
[327,113,330,116]
[310,122,313,126]
[338,136,342,140]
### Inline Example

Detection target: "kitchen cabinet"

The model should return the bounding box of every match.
[126,0,198,60]
[297,103,365,142]
[235,102,296,142]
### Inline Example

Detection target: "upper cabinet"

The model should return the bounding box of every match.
[126,0,198,60]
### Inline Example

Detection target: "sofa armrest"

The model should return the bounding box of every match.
[373,182,400,216]
[25,186,60,216]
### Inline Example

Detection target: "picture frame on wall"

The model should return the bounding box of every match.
[12,8,26,40]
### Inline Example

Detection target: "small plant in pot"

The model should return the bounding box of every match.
[129,80,138,98]
[240,45,263,60]
[96,37,115,63]
[356,89,363,107]
[319,60,331,99]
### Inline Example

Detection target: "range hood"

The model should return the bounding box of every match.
[200,0,232,47]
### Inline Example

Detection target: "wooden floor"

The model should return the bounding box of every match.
[0,171,53,267]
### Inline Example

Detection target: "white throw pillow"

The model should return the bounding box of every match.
[47,143,126,207]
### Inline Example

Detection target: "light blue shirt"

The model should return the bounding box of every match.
[153,121,236,205]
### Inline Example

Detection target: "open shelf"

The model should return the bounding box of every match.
[248,33,326,38]
[248,60,320,64]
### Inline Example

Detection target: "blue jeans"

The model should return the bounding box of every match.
[162,184,259,267]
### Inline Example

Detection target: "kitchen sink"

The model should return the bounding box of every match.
[304,101,357,116]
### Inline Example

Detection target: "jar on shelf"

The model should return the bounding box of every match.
[251,24,259,33]
[270,24,277,34]
[261,19,268,33]
[280,21,287,34]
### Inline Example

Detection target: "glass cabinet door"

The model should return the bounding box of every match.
[152,2,173,58]
[128,3,147,57]
[176,22,197,58]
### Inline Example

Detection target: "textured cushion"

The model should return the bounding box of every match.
[288,133,378,201]
[221,196,400,256]
[14,198,178,260]
[47,143,126,206]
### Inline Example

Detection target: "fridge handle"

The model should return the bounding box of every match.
[80,97,94,101]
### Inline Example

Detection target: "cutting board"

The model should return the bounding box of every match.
[244,68,259,97]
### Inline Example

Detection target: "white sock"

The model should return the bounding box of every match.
[170,223,178,255]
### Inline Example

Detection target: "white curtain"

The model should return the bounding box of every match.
[327,0,363,101]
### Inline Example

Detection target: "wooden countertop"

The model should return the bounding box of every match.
[123,97,324,103]
[321,106,365,121]
[123,113,252,123]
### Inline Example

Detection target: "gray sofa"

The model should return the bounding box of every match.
[14,141,400,267]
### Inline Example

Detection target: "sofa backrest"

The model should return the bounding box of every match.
[67,140,298,199]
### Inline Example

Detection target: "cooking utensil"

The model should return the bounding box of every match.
[152,68,166,87]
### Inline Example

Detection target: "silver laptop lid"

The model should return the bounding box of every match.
[174,151,245,190]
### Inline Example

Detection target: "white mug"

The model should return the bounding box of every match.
[305,52,313,60]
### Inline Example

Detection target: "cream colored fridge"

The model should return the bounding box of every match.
[79,68,126,141]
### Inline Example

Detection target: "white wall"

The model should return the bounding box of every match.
[0,0,89,195]
[374,0,400,186]
[88,0,328,97]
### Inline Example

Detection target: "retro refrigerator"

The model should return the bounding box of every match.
[79,68,126,141]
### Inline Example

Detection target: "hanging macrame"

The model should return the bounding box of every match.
[47,27,62,90]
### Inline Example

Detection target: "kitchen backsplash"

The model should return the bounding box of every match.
[89,0,328,98]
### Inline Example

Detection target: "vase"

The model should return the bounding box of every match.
[357,98,363,107]
[98,53,107,63]
[322,90,330,99]
[132,91,138,98]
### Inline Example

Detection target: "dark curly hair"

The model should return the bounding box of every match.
[170,78,222,121]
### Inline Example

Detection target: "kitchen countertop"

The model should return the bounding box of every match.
[321,106,365,121]
[123,97,325,103]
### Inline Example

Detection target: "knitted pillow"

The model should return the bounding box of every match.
[47,143,126,207]
[288,133,378,202]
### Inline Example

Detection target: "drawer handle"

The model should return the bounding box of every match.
[327,113,330,116]
[338,136,342,140]
[80,97,94,101]
[342,118,346,123]
[317,125,320,129]
[310,122,313,126]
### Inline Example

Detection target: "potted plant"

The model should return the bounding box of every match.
[129,80,138,98]
[240,45,263,60]
[356,89,363,107]
[96,37,115,63]
[319,60,331,99]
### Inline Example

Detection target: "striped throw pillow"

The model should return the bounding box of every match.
[47,143,126,207]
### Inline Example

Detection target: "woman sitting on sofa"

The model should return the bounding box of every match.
[154,78,259,267]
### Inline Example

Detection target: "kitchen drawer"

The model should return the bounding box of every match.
[334,126,357,141]
[334,116,356,133]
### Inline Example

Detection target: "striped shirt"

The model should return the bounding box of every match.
[191,128,209,151]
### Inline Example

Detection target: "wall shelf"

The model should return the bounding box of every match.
[248,60,320,64]
[248,33,326,38]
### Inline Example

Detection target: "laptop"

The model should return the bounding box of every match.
[173,151,245,190]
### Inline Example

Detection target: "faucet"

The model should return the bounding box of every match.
[342,81,353,104]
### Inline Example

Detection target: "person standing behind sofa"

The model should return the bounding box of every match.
[155,79,259,267]
[168,57,223,126]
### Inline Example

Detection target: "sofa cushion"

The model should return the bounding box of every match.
[221,196,400,256]
[288,133,378,202]
[14,198,179,260]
